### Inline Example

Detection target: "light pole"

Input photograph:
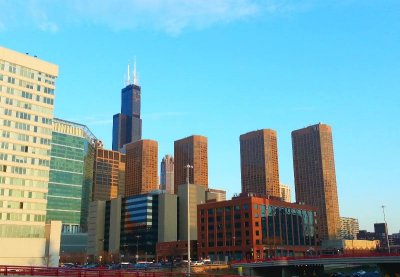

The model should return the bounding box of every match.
[185,164,193,276]
[381,205,391,254]
[136,235,141,262]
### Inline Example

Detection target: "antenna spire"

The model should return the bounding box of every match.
[133,57,138,85]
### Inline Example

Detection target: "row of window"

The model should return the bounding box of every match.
[0,200,46,210]
[0,213,46,222]
[0,177,48,188]
[0,188,47,199]
[0,153,50,167]
[1,60,55,83]
[1,119,52,136]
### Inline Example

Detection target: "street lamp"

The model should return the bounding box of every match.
[185,164,193,276]
[381,205,391,254]
[136,235,141,262]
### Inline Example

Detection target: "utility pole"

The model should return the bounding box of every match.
[381,205,391,254]
[185,164,193,276]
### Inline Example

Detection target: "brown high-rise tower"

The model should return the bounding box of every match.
[240,129,280,197]
[174,135,208,193]
[93,145,126,201]
[291,123,340,240]
[125,139,158,196]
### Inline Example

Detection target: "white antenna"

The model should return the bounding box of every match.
[133,57,138,85]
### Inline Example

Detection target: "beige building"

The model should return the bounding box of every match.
[0,47,62,265]
[125,139,158,196]
[178,183,207,241]
[280,183,291,203]
[240,129,280,197]
[206,188,226,202]
[292,123,341,240]
[87,201,106,257]
[340,217,359,239]
[92,145,125,201]
[174,135,208,194]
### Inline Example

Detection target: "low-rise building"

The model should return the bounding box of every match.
[197,193,319,262]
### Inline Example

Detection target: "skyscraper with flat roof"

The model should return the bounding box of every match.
[0,46,61,266]
[174,135,208,194]
[292,123,340,240]
[47,118,96,233]
[125,139,158,196]
[0,47,58,237]
[239,129,280,197]
[112,64,142,151]
[160,154,174,194]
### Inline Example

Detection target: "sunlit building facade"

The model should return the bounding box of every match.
[0,47,58,238]
[197,194,318,261]
[174,135,208,194]
[240,129,280,198]
[292,123,341,240]
[93,146,126,201]
[47,118,96,233]
[0,46,61,266]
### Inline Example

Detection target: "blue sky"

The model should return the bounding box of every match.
[1,0,399,233]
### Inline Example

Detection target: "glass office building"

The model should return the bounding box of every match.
[47,118,96,233]
[0,47,58,238]
[104,192,159,261]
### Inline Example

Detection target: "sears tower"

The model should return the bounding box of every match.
[112,62,142,151]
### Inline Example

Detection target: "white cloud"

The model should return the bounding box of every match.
[0,0,317,34]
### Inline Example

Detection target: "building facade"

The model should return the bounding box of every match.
[292,123,341,240]
[0,46,61,266]
[160,154,174,194]
[280,183,291,203]
[89,191,177,261]
[174,135,208,194]
[112,68,142,151]
[206,188,226,202]
[240,129,280,198]
[340,217,359,240]
[197,194,318,261]
[47,118,96,233]
[125,139,158,197]
[92,145,125,201]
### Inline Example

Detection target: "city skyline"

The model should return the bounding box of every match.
[0,1,399,232]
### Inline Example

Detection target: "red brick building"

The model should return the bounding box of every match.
[197,194,319,262]
[156,240,198,262]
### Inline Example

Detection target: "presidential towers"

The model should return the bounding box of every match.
[174,135,208,193]
[240,129,280,197]
[292,123,341,240]
[112,62,142,151]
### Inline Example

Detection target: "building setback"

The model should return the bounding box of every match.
[240,129,280,198]
[160,154,174,194]
[47,118,96,233]
[125,139,158,196]
[197,194,318,261]
[112,66,142,151]
[92,145,125,201]
[174,135,208,194]
[292,123,341,240]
